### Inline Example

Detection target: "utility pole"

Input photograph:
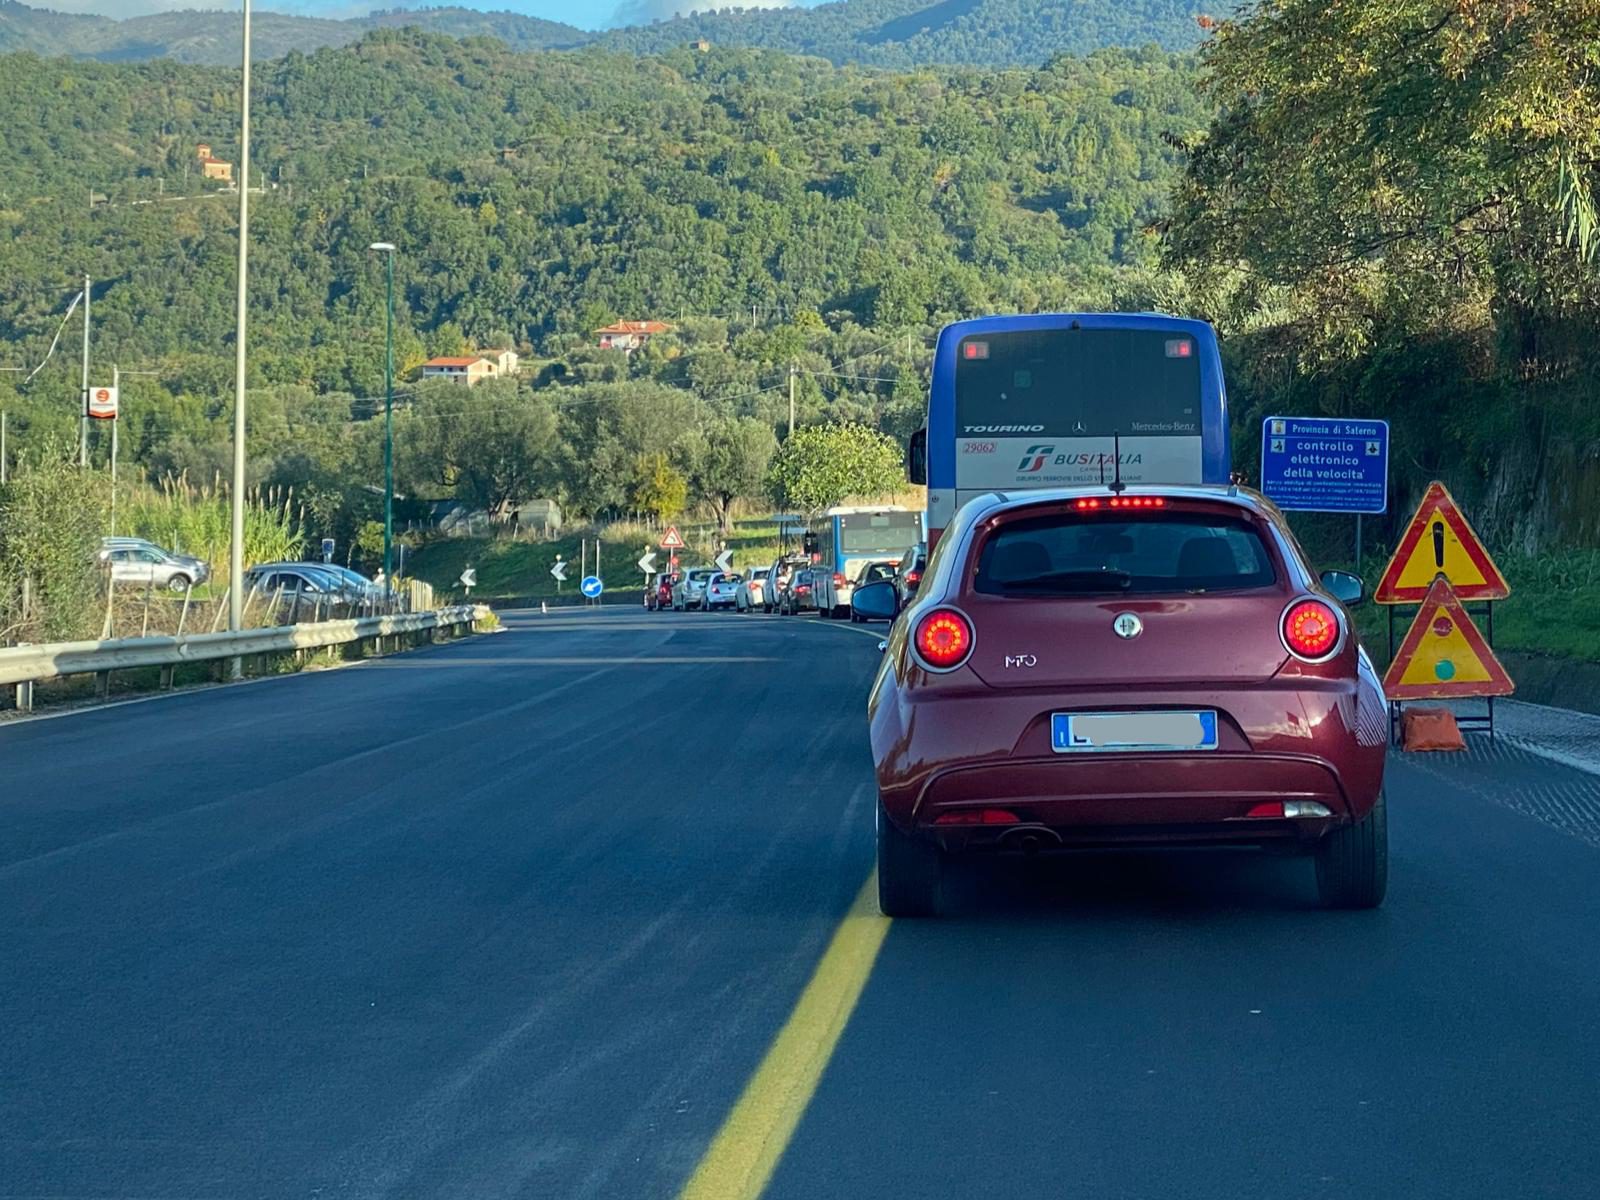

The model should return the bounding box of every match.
[110,365,119,534]
[788,361,797,437]
[79,273,90,468]
[228,0,252,653]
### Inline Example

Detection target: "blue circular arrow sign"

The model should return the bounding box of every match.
[580,575,603,598]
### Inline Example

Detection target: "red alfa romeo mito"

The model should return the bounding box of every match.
[856,485,1388,917]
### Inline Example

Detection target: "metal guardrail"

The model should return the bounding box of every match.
[0,605,481,691]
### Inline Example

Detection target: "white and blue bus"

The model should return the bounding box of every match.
[805,506,925,618]
[908,313,1233,547]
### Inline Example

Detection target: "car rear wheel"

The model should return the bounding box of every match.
[877,801,942,917]
[1315,790,1388,909]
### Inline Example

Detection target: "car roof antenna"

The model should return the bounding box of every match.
[1108,431,1127,494]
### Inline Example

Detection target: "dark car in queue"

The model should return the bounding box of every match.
[855,485,1387,917]
[894,542,927,610]
[780,568,818,615]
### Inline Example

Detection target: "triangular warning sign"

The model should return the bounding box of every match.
[1382,577,1514,700]
[659,525,685,550]
[1375,481,1509,603]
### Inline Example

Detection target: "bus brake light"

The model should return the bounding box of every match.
[1166,339,1194,358]
[962,341,989,360]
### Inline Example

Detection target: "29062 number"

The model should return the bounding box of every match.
[961,441,997,455]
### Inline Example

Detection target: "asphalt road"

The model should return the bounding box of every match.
[3,607,1598,1199]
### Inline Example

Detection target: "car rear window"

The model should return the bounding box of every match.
[974,510,1277,596]
[714,574,738,583]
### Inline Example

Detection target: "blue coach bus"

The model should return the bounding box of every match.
[908,313,1232,545]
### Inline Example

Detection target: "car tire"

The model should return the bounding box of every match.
[1315,790,1388,909]
[877,800,942,918]
[167,575,193,593]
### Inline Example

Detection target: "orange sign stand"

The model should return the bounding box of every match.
[1382,577,1514,700]
[1375,482,1509,603]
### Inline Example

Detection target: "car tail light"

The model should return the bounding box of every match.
[934,808,1020,826]
[833,572,845,588]
[905,570,921,586]
[914,608,974,671]
[1281,598,1342,661]
[796,584,810,593]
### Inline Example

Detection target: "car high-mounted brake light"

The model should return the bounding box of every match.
[1281,598,1341,662]
[914,608,974,671]
[1074,497,1167,510]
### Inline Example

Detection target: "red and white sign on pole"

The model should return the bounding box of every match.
[659,525,685,550]
[86,386,119,420]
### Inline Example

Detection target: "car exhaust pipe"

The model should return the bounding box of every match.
[1000,825,1062,854]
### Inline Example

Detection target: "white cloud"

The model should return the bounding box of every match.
[40,2,616,22]
[609,0,794,27]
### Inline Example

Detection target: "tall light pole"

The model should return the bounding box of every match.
[228,0,253,650]
[370,242,396,584]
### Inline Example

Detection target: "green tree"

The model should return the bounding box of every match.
[767,422,903,514]
[632,453,688,524]
[395,381,559,520]
[698,416,778,534]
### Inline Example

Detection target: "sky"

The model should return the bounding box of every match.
[38,0,814,33]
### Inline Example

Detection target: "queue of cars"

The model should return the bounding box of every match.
[641,545,923,621]
[636,482,1389,920]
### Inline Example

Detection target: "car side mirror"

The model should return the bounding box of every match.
[907,427,927,486]
[1321,569,1364,607]
[852,580,899,623]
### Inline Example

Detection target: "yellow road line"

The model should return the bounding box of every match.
[679,871,889,1200]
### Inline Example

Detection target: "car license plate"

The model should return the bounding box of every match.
[1052,711,1218,753]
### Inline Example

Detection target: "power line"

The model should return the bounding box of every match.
[19,288,85,386]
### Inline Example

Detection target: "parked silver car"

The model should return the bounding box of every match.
[99,540,210,592]
[672,568,717,611]
[245,563,360,613]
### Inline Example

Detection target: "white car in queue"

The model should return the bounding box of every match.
[703,572,741,611]
[735,566,770,612]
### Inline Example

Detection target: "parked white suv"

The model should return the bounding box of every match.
[99,540,210,592]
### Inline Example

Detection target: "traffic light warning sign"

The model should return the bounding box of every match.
[1382,577,1514,700]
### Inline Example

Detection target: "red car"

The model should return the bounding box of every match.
[854,485,1388,917]
[648,574,677,611]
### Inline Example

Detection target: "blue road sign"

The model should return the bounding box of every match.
[580,575,604,599]
[320,537,335,562]
[1260,416,1389,514]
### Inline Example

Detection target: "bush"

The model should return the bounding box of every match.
[0,443,109,642]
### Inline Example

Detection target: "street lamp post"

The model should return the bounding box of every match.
[228,0,253,656]
[370,242,396,586]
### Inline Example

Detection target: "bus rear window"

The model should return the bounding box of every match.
[956,328,1202,438]
[839,512,922,554]
[974,512,1277,596]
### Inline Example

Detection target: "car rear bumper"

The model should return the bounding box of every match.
[871,682,1386,842]
[914,753,1348,846]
